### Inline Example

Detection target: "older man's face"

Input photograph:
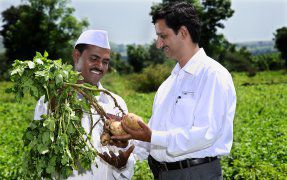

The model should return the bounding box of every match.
[74,45,110,86]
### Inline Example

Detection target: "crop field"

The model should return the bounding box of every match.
[0,71,287,179]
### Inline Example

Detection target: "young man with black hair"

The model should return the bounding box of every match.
[104,2,236,179]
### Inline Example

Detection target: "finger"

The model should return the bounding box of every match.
[103,152,111,162]
[124,145,135,158]
[109,150,117,160]
[118,150,125,162]
[111,134,132,141]
[138,120,149,131]
[121,121,138,135]
[118,150,123,155]
[98,153,106,161]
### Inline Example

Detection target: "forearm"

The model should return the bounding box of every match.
[151,124,222,156]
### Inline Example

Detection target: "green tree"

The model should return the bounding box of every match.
[127,45,149,72]
[274,27,287,68]
[148,40,167,65]
[0,0,88,67]
[219,45,256,76]
[109,52,133,74]
[150,0,234,59]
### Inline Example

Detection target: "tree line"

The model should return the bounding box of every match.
[0,0,286,81]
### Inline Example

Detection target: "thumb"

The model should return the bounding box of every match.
[138,120,149,131]
[125,145,135,157]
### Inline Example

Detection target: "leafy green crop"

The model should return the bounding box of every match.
[2,68,287,179]
[7,52,123,179]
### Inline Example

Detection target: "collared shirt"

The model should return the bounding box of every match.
[140,48,236,162]
[34,83,135,180]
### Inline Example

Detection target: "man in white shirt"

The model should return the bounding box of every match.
[34,30,135,180]
[109,2,237,180]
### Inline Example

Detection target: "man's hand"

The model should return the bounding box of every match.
[109,139,128,148]
[98,145,135,169]
[112,120,152,142]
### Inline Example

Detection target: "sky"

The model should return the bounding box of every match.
[0,0,286,44]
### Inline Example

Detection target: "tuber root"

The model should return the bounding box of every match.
[100,132,111,146]
[100,113,145,146]
[122,113,143,130]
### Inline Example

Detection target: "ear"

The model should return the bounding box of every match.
[73,49,81,66]
[179,26,189,39]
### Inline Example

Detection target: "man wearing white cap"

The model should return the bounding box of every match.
[34,30,135,179]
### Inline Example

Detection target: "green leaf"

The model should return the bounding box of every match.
[44,51,49,58]
[35,70,47,77]
[37,144,49,154]
[11,67,25,76]
[62,70,69,80]
[55,74,63,85]
[50,132,55,142]
[35,58,44,65]
[43,117,55,131]
[42,131,51,144]
[28,61,35,69]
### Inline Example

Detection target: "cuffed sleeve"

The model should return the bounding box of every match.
[151,130,169,147]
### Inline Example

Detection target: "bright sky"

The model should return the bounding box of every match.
[0,0,286,44]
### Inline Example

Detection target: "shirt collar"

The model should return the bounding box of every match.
[171,48,206,75]
[97,82,109,103]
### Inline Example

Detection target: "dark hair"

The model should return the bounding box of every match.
[152,1,201,43]
[75,44,89,54]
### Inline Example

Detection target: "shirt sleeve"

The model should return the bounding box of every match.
[151,70,236,156]
[132,140,150,161]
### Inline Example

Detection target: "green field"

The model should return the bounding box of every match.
[1,71,287,179]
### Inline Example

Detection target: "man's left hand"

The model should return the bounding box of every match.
[98,145,135,169]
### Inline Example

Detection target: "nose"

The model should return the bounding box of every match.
[156,38,164,49]
[94,59,103,69]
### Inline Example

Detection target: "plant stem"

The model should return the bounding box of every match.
[64,83,125,115]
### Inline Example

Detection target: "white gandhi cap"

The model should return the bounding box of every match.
[74,30,110,49]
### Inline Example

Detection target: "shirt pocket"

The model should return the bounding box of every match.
[172,90,197,127]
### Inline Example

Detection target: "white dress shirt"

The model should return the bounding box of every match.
[135,48,236,163]
[34,83,135,180]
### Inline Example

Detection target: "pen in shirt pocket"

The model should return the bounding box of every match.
[175,95,181,104]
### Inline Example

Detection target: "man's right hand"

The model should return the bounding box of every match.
[98,145,135,169]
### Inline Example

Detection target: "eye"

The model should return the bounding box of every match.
[103,60,109,65]
[160,34,167,39]
[90,56,99,61]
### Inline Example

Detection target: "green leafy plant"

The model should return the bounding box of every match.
[7,52,124,179]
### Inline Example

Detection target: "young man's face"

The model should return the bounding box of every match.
[74,45,110,86]
[155,19,183,60]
